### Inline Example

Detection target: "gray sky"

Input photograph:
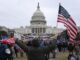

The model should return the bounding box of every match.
[0,0,80,29]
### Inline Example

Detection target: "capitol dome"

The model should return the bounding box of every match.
[30,3,46,25]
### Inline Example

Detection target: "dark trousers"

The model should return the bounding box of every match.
[7,56,13,60]
[0,57,7,60]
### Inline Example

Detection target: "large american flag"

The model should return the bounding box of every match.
[57,4,78,42]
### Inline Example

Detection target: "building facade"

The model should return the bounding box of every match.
[14,3,64,39]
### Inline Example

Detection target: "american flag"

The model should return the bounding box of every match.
[57,4,78,42]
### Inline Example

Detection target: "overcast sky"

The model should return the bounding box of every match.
[0,0,80,29]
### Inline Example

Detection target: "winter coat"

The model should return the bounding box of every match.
[16,40,55,60]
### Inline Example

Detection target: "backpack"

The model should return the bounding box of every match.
[0,44,8,58]
[70,56,76,60]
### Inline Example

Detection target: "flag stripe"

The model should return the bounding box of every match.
[65,25,75,42]
[58,15,77,30]
[69,17,76,25]
[67,18,78,31]
[64,24,76,38]
[58,17,77,36]
[58,15,77,31]
[58,15,77,35]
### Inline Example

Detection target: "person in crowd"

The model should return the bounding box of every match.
[16,38,55,60]
[19,48,24,57]
[39,40,45,48]
[67,42,75,54]
[44,41,50,60]
[14,44,20,58]
[6,43,14,60]
[56,40,62,52]
[26,41,32,46]
[68,53,78,60]
[74,43,80,60]
[0,41,14,60]
[62,40,67,52]
[51,40,57,58]
[0,42,8,60]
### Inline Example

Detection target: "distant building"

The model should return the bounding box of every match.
[14,3,64,40]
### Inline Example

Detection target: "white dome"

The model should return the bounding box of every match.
[30,3,46,24]
[32,9,45,17]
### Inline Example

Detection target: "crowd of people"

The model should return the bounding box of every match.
[16,38,57,60]
[0,41,25,60]
[56,36,80,60]
[0,32,80,60]
[0,33,57,60]
[0,32,24,60]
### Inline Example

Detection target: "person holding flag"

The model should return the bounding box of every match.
[57,3,79,60]
[57,4,78,44]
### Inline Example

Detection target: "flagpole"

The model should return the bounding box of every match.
[56,21,58,28]
[56,2,61,28]
[56,2,61,36]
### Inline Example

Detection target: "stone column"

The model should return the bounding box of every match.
[38,28,39,34]
[43,28,44,33]
[33,28,34,33]
[41,28,42,33]
[34,28,35,33]
[39,28,40,34]
[39,28,41,33]
[42,28,43,33]
[36,28,38,34]
[38,28,39,33]
[35,28,37,33]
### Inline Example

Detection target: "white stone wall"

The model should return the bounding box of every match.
[14,27,26,34]
[25,26,31,34]
[14,26,31,34]
[46,26,53,34]
[14,26,64,35]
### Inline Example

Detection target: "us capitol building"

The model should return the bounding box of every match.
[14,3,63,39]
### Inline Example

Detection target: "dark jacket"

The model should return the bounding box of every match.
[16,40,54,60]
[0,44,8,60]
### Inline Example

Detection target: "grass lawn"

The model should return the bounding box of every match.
[14,51,69,60]
[53,52,69,60]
